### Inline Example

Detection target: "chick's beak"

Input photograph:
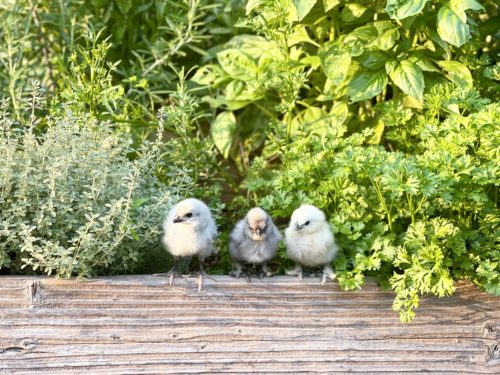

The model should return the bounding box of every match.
[295,223,302,231]
[173,217,184,223]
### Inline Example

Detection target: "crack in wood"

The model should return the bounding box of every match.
[485,342,500,365]
[26,280,42,308]
[484,322,499,339]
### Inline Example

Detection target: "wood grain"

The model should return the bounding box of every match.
[0,275,498,374]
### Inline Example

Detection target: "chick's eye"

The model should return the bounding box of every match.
[305,221,310,226]
[185,212,193,218]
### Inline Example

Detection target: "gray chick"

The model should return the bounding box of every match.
[229,207,282,278]
[162,198,217,291]
[285,204,338,285]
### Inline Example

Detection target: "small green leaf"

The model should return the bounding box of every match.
[359,51,388,70]
[450,0,485,17]
[324,0,340,12]
[245,0,264,15]
[191,65,227,87]
[367,119,385,144]
[293,0,317,21]
[330,101,348,128]
[377,28,400,50]
[386,0,428,20]
[386,60,425,101]
[408,55,440,72]
[347,70,387,103]
[288,25,316,46]
[351,24,378,43]
[211,112,236,158]
[319,43,351,85]
[341,3,369,23]
[217,49,257,81]
[437,6,471,47]
[437,60,473,89]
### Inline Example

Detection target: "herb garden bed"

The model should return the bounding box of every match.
[0,275,498,373]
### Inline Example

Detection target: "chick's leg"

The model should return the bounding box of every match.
[169,257,178,287]
[321,264,336,286]
[286,264,303,279]
[230,262,244,278]
[261,263,273,277]
[197,256,219,290]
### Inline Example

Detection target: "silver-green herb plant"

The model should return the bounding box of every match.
[0,92,190,278]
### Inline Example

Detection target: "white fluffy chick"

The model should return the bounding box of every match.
[229,207,282,278]
[285,204,338,285]
[162,198,217,291]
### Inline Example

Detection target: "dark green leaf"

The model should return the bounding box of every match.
[386,0,428,20]
[347,70,387,102]
[341,3,369,23]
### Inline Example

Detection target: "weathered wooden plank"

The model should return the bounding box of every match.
[0,275,498,373]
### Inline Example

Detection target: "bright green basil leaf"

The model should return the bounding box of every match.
[319,43,352,85]
[451,0,485,17]
[226,35,280,60]
[350,24,378,43]
[386,60,425,101]
[191,65,228,87]
[378,28,400,50]
[211,111,236,158]
[437,6,471,47]
[341,3,369,23]
[293,0,317,21]
[217,49,257,81]
[300,55,321,69]
[386,0,428,20]
[324,0,340,12]
[245,0,263,15]
[330,101,349,129]
[373,21,396,34]
[437,60,473,89]
[408,55,440,72]
[367,119,385,145]
[288,25,316,46]
[347,70,387,102]
[359,51,388,70]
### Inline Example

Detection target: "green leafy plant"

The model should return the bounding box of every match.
[192,0,498,169]
[0,90,191,278]
[245,86,499,321]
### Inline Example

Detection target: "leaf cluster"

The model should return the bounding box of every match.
[245,87,499,321]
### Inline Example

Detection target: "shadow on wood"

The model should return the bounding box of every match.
[0,275,499,373]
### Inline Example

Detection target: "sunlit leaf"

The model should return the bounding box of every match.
[437,5,471,47]
[292,0,317,21]
[347,70,387,102]
[211,111,236,158]
[386,0,428,20]
[386,60,425,101]
[437,60,473,89]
